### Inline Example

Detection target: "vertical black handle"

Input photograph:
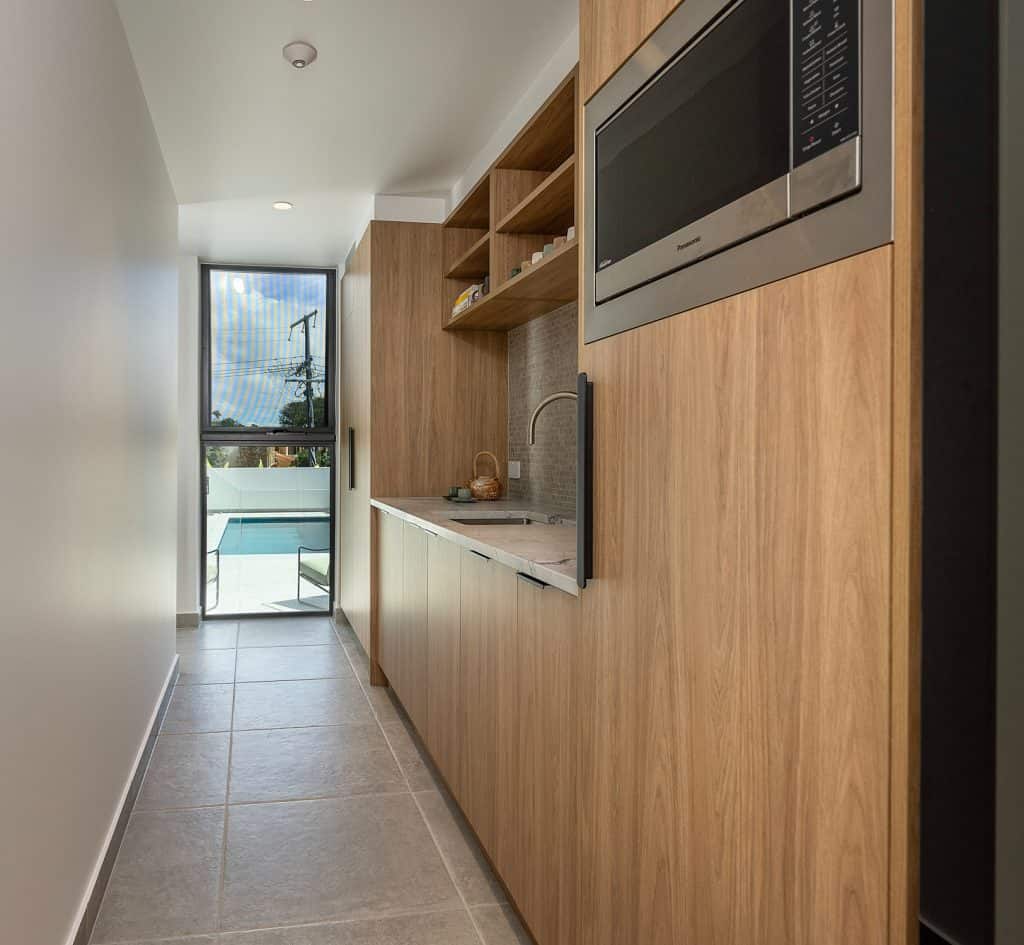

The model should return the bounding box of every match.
[577,372,593,588]
[347,427,355,490]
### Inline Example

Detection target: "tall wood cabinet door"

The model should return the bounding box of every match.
[496,578,581,945]
[459,549,517,853]
[576,248,894,945]
[339,227,372,653]
[400,521,429,731]
[376,510,404,691]
[425,533,462,795]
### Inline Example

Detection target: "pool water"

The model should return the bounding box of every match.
[218,517,331,556]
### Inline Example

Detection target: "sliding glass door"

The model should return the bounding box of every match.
[201,266,336,618]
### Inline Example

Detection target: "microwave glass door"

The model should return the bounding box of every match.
[595,0,790,281]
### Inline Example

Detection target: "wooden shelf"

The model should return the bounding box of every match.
[496,156,575,235]
[445,239,578,332]
[445,232,490,280]
[495,72,577,172]
[444,174,490,229]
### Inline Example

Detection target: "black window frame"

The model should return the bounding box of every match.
[200,263,337,442]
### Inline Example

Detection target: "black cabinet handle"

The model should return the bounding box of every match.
[516,572,548,590]
[577,372,593,589]
[468,549,491,562]
[347,427,355,490]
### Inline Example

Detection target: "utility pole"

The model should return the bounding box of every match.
[288,309,318,429]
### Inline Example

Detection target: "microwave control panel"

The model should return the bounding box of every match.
[793,0,860,168]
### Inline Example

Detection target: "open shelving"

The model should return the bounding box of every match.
[441,67,578,332]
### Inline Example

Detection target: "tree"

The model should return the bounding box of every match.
[279,396,326,429]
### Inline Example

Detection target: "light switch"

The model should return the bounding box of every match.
[508,460,521,479]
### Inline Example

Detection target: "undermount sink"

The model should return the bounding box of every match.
[449,516,535,526]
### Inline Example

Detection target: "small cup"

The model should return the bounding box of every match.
[458,487,472,500]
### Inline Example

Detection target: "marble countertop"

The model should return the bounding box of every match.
[370,497,578,596]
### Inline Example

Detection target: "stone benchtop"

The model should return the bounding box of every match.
[370,497,578,597]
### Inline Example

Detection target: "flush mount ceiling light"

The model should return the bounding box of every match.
[272,201,294,211]
[283,41,317,69]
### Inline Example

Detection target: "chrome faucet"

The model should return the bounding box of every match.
[527,391,577,445]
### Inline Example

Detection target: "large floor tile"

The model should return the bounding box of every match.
[230,724,405,803]
[136,732,230,810]
[177,648,236,685]
[236,644,352,682]
[382,721,443,791]
[416,791,506,906]
[219,909,481,944]
[472,905,534,945]
[221,795,461,930]
[90,808,223,943]
[176,622,238,651]
[239,617,338,648]
[162,683,233,734]
[233,678,373,730]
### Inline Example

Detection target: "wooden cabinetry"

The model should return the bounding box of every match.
[400,521,429,733]
[576,249,896,945]
[374,518,583,945]
[442,69,579,332]
[374,512,429,731]
[338,220,506,675]
[458,548,517,855]
[425,532,462,794]
[495,577,581,945]
[376,510,403,691]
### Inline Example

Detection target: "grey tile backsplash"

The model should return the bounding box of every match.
[506,302,578,516]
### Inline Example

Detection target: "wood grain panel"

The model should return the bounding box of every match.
[459,550,517,852]
[496,156,576,236]
[495,579,582,945]
[376,510,404,690]
[425,532,463,794]
[339,227,373,653]
[400,521,429,732]
[580,0,679,100]
[370,221,507,496]
[576,247,894,945]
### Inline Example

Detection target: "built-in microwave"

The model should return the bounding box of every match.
[583,0,893,342]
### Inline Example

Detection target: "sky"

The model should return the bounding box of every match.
[210,270,328,428]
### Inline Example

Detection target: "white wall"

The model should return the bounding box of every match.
[998,2,1023,941]
[177,257,200,618]
[0,3,179,944]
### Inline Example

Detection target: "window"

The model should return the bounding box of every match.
[202,266,335,435]
[200,265,337,617]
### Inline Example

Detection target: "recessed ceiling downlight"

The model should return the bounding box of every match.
[273,201,294,211]
[283,41,317,69]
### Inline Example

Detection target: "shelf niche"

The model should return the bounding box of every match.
[441,67,578,333]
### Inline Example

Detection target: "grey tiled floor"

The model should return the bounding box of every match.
[90,618,531,945]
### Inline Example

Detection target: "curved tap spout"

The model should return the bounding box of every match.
[528,391,578,445]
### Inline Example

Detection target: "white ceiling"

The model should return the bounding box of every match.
[116,0,578,264]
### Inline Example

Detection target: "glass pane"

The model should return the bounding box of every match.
[208,269,329,430]
[595,0,789,269]
[204,444,332,615]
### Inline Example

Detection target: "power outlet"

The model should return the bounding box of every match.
[508,460,522,480]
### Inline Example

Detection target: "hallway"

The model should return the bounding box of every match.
[89,618,529,944]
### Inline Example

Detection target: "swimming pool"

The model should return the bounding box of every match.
[217,516,331,556]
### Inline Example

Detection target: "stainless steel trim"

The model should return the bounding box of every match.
[790,136,862,216]
[587,0,736,131]
[583,0,892,344]
[596,176,789,303]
